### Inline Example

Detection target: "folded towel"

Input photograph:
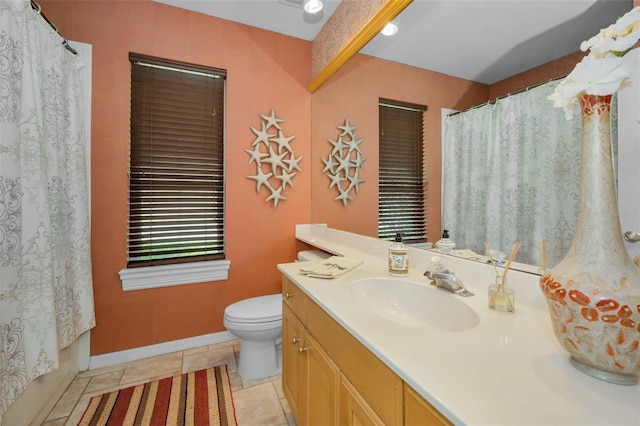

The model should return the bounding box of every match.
[452,249,480,260]
[299,256,363,279]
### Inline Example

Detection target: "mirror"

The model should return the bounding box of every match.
[310,0,636,274]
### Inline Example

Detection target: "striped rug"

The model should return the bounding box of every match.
[78,365,237,426]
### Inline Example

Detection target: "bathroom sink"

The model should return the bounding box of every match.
[349,277,479,332]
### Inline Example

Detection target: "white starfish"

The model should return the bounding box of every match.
[335,155,353,174]
[272,130,295,154]
[338,119,357,138]
[346,137,364,154]
[353,153,367,169]
[329,137,348,156]
[266,186,287,207]
[262,145,288,175]
[328,172,345,190]
[334,188,353,207]
[261,108,284,131]
[321,155,338,174]
[246,167,273,193]
[251,122,275,148]
[276,170,296,190]
[244,145,268,166]
[284,154,303,172]
[347,170,366,194]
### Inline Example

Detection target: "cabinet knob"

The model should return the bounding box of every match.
[291,337,300,345]
[298,346,308,355]
[284,292,294,299]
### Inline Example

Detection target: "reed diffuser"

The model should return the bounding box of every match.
[486,241,520,313]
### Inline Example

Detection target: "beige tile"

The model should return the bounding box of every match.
[65,393,93,426]
[272,376,285,400]
[76,362,127,379]
[84,370,124,394]
[41,417,67,426]
[227,372,244,392]
[182,346,236,374]
[279,396,296,426]
[208,339,240,351]
[120,351,183,385]
[183,345,209,357]
[240,373,280,389]
[45,376,91,421]
[233,382,287,425]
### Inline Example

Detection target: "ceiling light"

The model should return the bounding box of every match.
[381,21,398,36]
[303,0,323,14]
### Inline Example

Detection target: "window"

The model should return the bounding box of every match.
[378,99,427,243]
[120,54,228,290]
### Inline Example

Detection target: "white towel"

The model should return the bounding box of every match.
[299,256,363,279]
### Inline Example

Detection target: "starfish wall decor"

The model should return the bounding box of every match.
[322,119,366,206]
[246,109,302,207]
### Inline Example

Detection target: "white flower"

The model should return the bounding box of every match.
[549,54,636,120]
[550,7,640,120]
[581,7,640,56]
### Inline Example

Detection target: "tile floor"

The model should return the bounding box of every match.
[41,339,294,425]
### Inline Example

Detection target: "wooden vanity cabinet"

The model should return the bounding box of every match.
[339,374,385,425]
[282,304,306,421]
[404,383,453,426]
[283,303,340,424]
[282,275,451,426]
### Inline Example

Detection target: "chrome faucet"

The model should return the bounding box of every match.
[424,270,474,297]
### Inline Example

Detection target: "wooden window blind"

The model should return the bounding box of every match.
[128,53,226,267]
[378,99,428,243]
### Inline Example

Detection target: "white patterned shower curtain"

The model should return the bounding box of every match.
[442,80,602,268]
[0,0,95,421]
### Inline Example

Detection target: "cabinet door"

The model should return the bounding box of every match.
[282,304,305,422]
[339,374,385,426]
[404,383,452,426]
[304,332,340,425]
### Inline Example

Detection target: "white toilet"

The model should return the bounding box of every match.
[224,294,283,380]
[223,250,330,380]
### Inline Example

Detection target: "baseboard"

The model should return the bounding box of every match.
[88,331,237,370]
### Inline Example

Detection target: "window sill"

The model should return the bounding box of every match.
[119,259,231,291]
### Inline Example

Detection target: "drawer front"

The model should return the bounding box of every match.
[282,276,307,325]
[307,299,403,426]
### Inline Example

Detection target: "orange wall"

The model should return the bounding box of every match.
[40,0,312,356]
[310,54,489,243]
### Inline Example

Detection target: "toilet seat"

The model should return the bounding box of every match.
[224,294,281,324]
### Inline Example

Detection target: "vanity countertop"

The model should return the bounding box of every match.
[277,224,640,425]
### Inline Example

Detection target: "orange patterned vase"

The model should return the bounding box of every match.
[540,94,640,385]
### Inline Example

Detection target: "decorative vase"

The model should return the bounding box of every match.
[540,94,640,385]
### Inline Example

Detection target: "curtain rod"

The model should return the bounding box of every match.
[30,1,77,55]
[447,74,568,117]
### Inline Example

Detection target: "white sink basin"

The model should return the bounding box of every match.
[349,277,479,332]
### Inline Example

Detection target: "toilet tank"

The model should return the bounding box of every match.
[297,250,331,262]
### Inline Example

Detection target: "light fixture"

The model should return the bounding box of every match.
[381,20,398,36]
[303,0,323,14]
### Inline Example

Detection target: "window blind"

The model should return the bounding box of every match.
[128,53,226,267]
[378,99,427,243]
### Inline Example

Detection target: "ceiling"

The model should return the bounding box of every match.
[154,0,633,85]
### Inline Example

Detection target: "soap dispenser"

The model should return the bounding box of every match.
[436,229,456,254]
[388,232,409,277]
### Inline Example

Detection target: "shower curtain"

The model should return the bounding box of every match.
[0,0,95,421]
[442,80,617,267]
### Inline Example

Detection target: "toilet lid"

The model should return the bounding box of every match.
[224,294,282,324]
